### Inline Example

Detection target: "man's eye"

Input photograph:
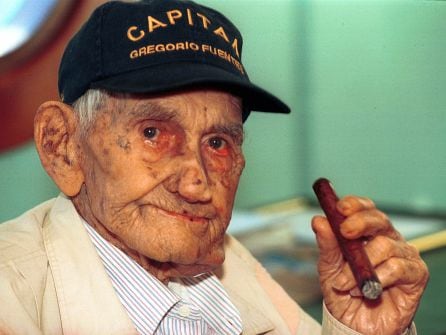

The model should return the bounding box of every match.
[208,137,225,149]
[143,127,159,140]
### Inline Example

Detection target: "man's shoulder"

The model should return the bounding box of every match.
[0,199,55,267]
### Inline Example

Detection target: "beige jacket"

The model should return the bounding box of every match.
[0,195,415,335]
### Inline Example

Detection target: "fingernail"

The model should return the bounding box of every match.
[340,219,357,238]
[340,227,355,238]
[349,287,362,297]
[338,202,351,215]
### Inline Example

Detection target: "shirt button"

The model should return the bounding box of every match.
[178,305,190,317]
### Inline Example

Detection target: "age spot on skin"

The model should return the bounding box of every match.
[116,136,131,152]
[143,164,153,170]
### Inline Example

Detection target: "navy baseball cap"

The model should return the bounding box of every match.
[58,0,290,121]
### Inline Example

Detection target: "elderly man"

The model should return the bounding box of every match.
[0,0,428,334]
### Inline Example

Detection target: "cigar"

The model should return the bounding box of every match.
[312,178,382,300]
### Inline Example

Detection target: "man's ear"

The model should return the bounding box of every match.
[34,101,85,196]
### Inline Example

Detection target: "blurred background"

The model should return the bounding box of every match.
[0,0,445,333]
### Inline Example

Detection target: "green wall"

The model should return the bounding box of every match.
[300,0,446,213]
[0,142,59,221]
[1,0,446,222]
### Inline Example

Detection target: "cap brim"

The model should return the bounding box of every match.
[90,62,290,121]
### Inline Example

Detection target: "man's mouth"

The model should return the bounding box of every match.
[156,207,212,223]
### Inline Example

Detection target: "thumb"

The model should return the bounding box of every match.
[311,215,344,274]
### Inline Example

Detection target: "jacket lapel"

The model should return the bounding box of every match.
[43,195,137,335]
[225,287,276,335]
[219,236,291,335]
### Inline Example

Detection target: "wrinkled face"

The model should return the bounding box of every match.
[76,89,245,277]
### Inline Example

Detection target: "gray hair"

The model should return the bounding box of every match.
[72,89,131,136]
[71,89,108,135]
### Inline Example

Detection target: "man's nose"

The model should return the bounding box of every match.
[167,153,212,203]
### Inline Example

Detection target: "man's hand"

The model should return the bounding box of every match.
[312,195,429,335]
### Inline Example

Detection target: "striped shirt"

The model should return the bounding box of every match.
[83,222,243,335]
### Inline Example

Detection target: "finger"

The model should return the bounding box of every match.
[365,235,416,266]
[332,236,416,291]
[311,215,344,270]
[340,209,401,240]
[374,256,429,291]
[331,262,356,291]
[337,195,376,216]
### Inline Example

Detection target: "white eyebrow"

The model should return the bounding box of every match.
[211,124,244,145]
[127,101,177,121]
